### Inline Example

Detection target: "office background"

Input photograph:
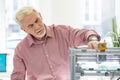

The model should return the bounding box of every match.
[0,0,120,80]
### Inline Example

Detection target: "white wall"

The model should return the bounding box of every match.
[0,0,6,52]
[100,0,115,37]
[102,0,115,21]
[52,0,83,28]
[36,0,53,25]
[115,0,120,34]
[37,0,83,28]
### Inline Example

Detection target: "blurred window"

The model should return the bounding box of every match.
[5,0,39,49]
[82,0,115,38]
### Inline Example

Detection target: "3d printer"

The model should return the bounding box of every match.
[69,47,120,80]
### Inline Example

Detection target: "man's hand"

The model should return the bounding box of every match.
[88,41,99,50]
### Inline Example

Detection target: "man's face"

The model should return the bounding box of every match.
[20,11,46,40]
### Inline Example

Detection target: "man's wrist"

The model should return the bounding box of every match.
[88,36,98,41]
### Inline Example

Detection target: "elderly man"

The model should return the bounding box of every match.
[11,6,100,80]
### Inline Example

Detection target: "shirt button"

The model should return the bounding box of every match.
[50,66,53,69]
[46,54,48,57]
[50,66,54,71]
[54,76,56,79]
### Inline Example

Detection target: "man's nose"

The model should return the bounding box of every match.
[34,23,40,29]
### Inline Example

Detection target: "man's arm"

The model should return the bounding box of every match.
[69,27,100,47]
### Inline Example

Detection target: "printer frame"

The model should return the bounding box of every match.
[69,47,120,80]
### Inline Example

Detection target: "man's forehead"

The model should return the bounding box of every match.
[20,12,38,26]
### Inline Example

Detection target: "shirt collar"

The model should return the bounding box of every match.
[46,25,54,38]
[27,25,54,47]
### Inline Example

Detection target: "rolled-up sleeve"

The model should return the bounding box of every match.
[70,27,100,46]
[54,25,100,47]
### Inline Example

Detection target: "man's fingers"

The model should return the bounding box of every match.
[93,41,98,50]
[88,41,99,49]
[88,42,94,49]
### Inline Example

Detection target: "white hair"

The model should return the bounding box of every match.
[15,6,37,24]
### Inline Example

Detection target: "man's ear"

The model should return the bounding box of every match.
[39,13,42,20]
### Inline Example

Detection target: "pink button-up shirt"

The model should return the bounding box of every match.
[11,24,100,80]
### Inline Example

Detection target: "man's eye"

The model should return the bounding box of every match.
[35,19,38,23]
[28,24,34,27]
